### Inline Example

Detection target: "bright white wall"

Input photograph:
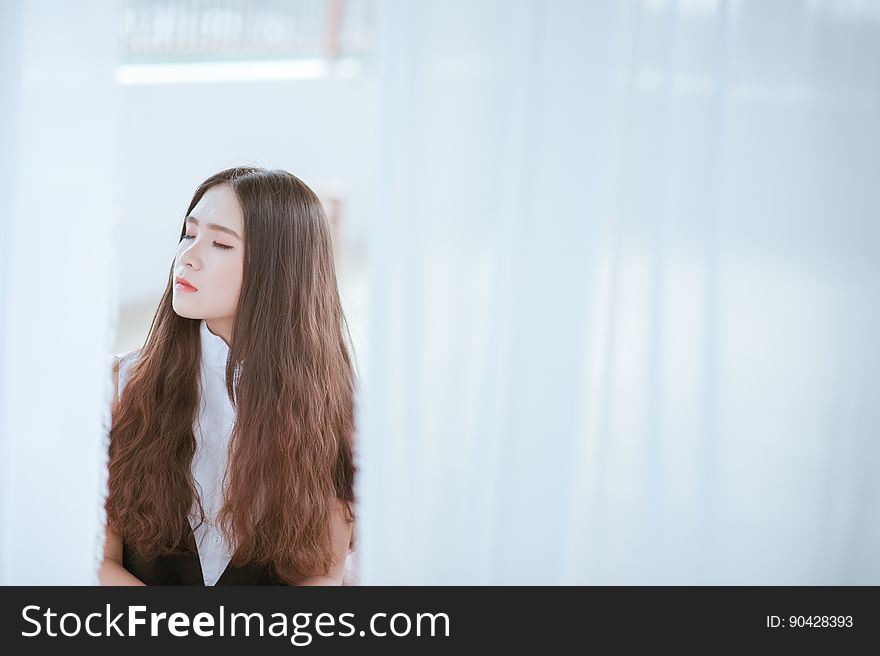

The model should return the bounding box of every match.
[0,0,119,584]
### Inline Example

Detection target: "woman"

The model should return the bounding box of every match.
[98,166,357,586]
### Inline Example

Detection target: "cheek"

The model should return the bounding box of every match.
[223,258,244,295]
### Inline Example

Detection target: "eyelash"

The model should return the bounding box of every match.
[182,235,233,250]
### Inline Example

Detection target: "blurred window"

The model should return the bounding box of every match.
[121,0,374,65]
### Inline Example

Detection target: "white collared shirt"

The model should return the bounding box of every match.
[189,319,236,585]
[114,319,236,585]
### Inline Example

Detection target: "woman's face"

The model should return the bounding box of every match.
[172,183,244,338]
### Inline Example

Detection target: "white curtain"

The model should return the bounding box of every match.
[0,0,119,584]
[358,0,880,584]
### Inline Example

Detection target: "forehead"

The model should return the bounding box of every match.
[190,184,243,231]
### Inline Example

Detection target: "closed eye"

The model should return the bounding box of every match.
[182,234,233,250]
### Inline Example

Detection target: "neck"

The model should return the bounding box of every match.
[205,318,233,348]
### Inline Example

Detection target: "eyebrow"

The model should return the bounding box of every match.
[185,215,241,240]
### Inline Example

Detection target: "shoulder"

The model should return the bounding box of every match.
[114,348,142,368]
[111,348,142,401]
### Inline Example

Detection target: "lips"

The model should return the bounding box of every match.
[175,276,198,291]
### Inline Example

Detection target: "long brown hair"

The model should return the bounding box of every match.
[106,166,356,584]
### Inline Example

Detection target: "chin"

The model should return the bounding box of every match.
[172,302,199,319]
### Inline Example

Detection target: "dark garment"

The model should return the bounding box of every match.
[122,523,288,586]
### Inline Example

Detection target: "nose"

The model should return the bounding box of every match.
[178,238,202,269]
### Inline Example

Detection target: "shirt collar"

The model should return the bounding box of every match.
[200,319,230,372]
